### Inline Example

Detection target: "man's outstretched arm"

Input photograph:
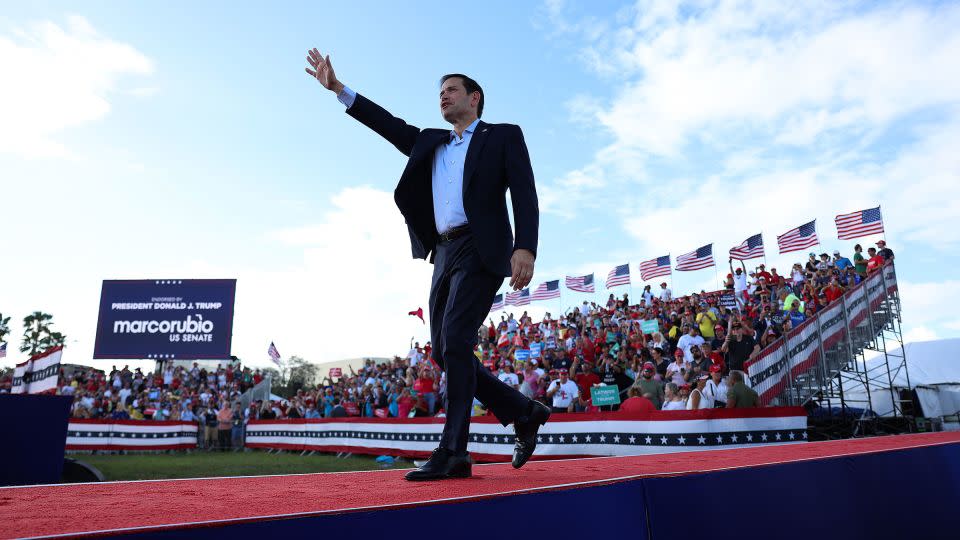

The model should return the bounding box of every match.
[305,48,420,156]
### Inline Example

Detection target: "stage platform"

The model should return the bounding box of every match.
[3,432,959,539]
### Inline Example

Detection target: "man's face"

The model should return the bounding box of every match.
[440,77,477,123]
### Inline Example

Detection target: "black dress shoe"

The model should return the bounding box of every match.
[404,447,472,481]
[512,400,551,469]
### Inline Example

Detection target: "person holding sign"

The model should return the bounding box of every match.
[305,50,549,480]
[546,369,579,413]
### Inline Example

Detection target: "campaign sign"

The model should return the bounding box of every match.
[94,279,237,359]
[640,319,659,334]
[329,368,342,378]
[590,385,621,406]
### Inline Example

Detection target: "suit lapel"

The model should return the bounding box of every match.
[462,121,490,193]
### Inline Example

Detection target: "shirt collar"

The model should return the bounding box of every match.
[450,118,481,142]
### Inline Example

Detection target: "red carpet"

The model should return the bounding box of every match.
[3,432,958,539]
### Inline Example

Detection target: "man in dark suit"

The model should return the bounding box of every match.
[305,48,550,481]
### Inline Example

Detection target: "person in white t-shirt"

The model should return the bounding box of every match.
[497,365,520,390]
[580,301,591,317]
[546,369,579,413]
[676,326,705,363]
[661,383,686,410]
[659,282,672,302]
[641,284,654,305]
[407,342,423,367]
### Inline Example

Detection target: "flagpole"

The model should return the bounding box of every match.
[879,204,887,243]
[814,219,822,253]
[628,261,634,306]
[668,253,674,300]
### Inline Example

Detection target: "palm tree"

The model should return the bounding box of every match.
[0,313,10,345]
[20,311,66,356]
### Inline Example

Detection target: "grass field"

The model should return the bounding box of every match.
[76,451,406,481]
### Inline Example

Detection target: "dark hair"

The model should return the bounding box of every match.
[440,73,484,117]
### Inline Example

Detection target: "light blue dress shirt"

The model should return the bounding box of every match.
[338,86,473,234]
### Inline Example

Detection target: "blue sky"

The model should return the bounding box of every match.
[1,1,958,369]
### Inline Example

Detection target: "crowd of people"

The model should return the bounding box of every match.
[60,362,264,450]
[1,240,895,432]
[245,240,895,420]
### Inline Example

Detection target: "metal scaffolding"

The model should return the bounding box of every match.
[751,262,913,438]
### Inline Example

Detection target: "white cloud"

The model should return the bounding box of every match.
[903,326,937,344]
[0,16,153,158]
[229,187,437,366]
[541,0,960,254]
[898,280,960,332]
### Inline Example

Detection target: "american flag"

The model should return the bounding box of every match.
[267,342,281,366]
[639,255,671,281]
[606,264,631,288]
[531,280,561,302]
[565,273,595,293]
[506,288,531,306]
[729,234,765,261]
[676,244,715,271]
[777,220,819,254]
[490,293,504,311]
[835,207,884,240]
[0,342,6,358]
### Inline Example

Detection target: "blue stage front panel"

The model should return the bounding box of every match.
[109,442,959,539]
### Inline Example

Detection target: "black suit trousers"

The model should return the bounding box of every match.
[429,231,530,453]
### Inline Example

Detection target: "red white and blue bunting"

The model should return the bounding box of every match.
[66,420,198,451]
[245,408,807,462]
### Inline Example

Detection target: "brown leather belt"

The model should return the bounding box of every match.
[438,224,471,243]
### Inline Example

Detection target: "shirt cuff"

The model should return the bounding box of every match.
[337,86,357,108]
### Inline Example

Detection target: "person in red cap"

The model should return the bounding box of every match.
[665,348,690,387]
[631,361,664,409]
[704,364,728,408]
[569,356,600,411]
[546,368,579,413]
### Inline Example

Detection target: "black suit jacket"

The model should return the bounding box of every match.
[346,94,538,277]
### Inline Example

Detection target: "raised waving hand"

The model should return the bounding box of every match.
[305,48,343,94]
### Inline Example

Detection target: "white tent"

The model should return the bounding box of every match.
[839,338,960,418]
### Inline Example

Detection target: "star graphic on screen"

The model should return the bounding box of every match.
[775,433,782,441]
[482,435,488,442]
[761,433,768,441]
[802,432,808,439]
[716,435,724,444]
[571,435,578,443]
[599,435,606,443]
[585,435,592,443]
[677,436,686,445]
[645,436,652,444]
[629,436,636,444]
[558,435,565,443]
[730,434,738,443]
[613,435,620,443]
[660,436,668,445]
[746,434,753,442]
[697,435,706,444]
